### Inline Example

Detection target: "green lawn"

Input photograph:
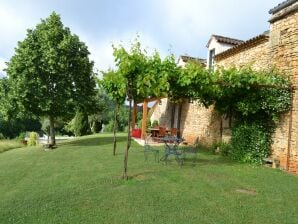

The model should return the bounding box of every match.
[0,139,25,153]
[0,133,297,224]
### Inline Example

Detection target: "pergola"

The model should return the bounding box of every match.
[131,97,161,140]
[131,97,184,140]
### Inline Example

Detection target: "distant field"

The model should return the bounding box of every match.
[0,133,298,224]
[0,139,25,153]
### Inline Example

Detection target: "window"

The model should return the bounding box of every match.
[209,48,215,70]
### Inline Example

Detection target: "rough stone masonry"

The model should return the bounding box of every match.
[215,0,298,173]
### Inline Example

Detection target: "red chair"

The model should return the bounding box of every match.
[158,127,167,138]
[170,128,178,137]
[132,129,141,138]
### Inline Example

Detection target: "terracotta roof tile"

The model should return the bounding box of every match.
[207,35,244,47]
[180,55,206,66]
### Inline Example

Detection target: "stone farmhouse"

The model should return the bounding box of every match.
[150,0,298,173]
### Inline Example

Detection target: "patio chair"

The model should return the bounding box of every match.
[180,146,199,163]
[160,137,184,166]
[170,128,178,137]
[144,134,159,162]
[157,127,167,138]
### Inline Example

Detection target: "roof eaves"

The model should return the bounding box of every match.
[268,2,298,23]
[269,0,297,14]
[206,34,244,48]
[179,55,206,65]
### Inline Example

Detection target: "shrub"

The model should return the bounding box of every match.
[104,120,128,133]
[104,121,114,132]
[137,119,151,132]
[27,132,39,146]
[17,132,26,140]
[0,117,41,139]
[219,142,233,157]
[73,110,91,136]
[151,120,159,127]
[210,141,232,156]
[229,122,272,164]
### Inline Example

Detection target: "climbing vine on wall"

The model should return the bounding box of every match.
[180,64,292,164]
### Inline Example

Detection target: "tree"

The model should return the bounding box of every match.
[101,70,126,156]
[6,12,96,145]
[87,86,109,133]
[103,39,176,179]
[0,78,41,139]
[0,78,10,118]
[0,78,23,120]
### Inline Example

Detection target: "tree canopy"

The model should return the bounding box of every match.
[103,41,292,168]
[6,12,96,145]
[102,40,179,179]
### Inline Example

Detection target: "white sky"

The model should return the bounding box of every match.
[0,0,282,77]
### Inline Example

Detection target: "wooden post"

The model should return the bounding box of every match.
[177,103,182,138]
[170,103,176,128]
[141,100,148,140]
[131,100,137,130]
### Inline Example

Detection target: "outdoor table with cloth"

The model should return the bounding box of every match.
[149,128,170,138]
[149,128,160,137]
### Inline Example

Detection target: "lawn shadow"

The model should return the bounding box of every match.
[186,154,237,166]
[60,136,127,147]
[179,157,236,167]
[157,146,237,167]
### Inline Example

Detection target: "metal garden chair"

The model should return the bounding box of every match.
[160,136,184,166]
[143,134,159,162]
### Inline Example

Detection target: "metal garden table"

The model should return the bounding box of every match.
[159,136,184,166]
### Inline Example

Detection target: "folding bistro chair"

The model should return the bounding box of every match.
[143,134,159,162]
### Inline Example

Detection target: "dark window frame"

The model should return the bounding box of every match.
[209,48,215,70]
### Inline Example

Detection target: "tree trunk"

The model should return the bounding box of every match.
[90,121,94,134]
[123,98,132,180]
[131,100,137,130]
[113,102,119,156]
[49,116,56,146]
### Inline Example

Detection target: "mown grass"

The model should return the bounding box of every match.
[0,133,297,224]
[0,139,25,153]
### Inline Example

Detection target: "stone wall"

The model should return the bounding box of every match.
[150,98,221,145]
[216,39,270,70]
[269,6,298,173]
[150,98,172,129]
[180,102,221,145]
[215,2,298,172]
